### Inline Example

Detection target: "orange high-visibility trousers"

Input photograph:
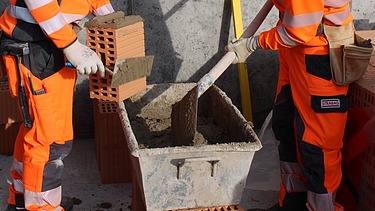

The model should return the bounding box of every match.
[3,49,77,210]
[272,45,348,211]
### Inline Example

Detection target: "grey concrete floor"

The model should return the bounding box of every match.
[0,113,280,210]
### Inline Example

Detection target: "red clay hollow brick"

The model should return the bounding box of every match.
[0,82,22,124]
[86,13,150,102]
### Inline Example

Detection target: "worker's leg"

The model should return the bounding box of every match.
[287,46,348,211]
[7,126,27,210]
[3,37,77,210]
[23,140,73,210]
[7,130,73,211]
[272,48,308,210]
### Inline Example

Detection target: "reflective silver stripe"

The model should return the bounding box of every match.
[280,161,305,175]
[93,3,115,16]
[39,13,67,35]
[283,10,323,28]
[11,158,23,175]
[280,161,306,192]
[7,5,37,24]
[24,0,54,10]
[324,0,350,8]
[11,158,24,192]
[13,179,24,193]
[24,185,62,208]
[281,173,307,192]
[324,6,351,25]
[307,190,336,211]
[276,25,299,47]
[62,13,86,24]
[8,5,83,25]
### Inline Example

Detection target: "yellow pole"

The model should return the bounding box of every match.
[231,0,253,122]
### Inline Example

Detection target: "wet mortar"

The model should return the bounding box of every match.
[124,83,234,149]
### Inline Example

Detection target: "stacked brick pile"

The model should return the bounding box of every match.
[85,12,151,184]
[339,30,375,210]
[0,82,22,155]
[93,99,131,184]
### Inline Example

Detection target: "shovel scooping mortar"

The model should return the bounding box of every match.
[171,0,274,146]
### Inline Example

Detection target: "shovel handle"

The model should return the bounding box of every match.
[198,52,236,97]
[197,0,274,97]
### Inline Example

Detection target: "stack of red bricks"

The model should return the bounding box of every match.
[92,99,131,184]
[85,12,150,184]
[340,30,375,210]
[87,13,146,103]
[0,81,22,155]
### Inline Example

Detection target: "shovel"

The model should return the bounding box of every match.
[171,0,274,146]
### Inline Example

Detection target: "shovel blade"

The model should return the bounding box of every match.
[171,85,198,146]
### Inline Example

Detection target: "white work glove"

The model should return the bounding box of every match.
[63,39,106,77]
[227,35,260,64]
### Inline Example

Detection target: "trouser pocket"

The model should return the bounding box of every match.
[31,91,64,145]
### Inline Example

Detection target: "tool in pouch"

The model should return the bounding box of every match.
[27,73,48,95]
[2,43,33,128]
[324,22,374,85]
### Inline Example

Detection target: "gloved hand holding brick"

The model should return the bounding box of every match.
[63,39,106,77]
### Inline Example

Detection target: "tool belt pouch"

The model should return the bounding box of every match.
[324,22,373,85]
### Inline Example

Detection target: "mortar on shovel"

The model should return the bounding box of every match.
[171,0,274,146]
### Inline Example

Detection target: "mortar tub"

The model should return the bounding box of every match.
[118,83,262,211]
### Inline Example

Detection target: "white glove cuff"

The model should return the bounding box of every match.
[246,35,260,53]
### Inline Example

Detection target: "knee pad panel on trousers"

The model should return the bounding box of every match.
[42,141,73,192]
[298,140,327,194]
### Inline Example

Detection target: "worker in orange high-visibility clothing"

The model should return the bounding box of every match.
[0,0,114,210]
[227,0,354,211]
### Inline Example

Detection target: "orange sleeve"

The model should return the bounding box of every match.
[89,0,114,15]
[258,0,324,50]
[25,0,76,49]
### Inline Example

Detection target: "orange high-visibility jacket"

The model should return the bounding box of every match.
[259,0,353,50]
[0,0,113,48]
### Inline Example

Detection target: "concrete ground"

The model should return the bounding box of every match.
[0,113,280,211]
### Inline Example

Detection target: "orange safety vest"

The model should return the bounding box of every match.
[259,0,353,50]
[0,0,113,48]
